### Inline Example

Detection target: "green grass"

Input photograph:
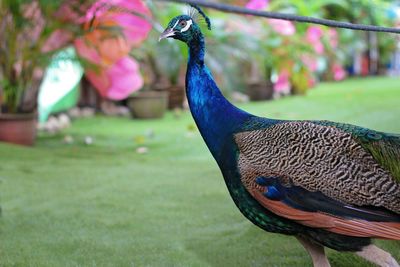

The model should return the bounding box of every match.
[1,77,400,267]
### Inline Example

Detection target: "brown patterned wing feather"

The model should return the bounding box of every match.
[313,121,400,183]
[234,121,400,215]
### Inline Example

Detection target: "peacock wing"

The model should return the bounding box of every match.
[313,120,400,183]
[234,121,400,238]
[249,177,400,239]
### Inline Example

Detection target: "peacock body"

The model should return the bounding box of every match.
[160,9,400,267]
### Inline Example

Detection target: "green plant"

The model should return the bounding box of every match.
[0,1,87,113]
[317,0,397,75]
[154,30,185,86]
[132,2,186,89]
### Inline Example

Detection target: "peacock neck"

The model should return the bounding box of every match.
[186,35,250,163]
[188,33,205,65]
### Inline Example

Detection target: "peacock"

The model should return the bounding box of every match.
[159,6,400,267]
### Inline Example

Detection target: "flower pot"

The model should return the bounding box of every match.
[127,91,168,119]
[0,113,37,146]
[167,85,185,109]
[246,81,274,101]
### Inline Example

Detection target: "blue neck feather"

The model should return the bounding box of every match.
[185,33,251,162]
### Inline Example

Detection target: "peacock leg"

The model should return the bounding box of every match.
[296,236,331,267]
[356,244,399,267]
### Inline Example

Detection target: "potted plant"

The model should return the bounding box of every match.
[245,61,274,101]
[153,33,186,109]
[0,0,89,145]
[128,31,169,119]
[129,2,186,115]
[224,18,276,101]
[0,0,151,143]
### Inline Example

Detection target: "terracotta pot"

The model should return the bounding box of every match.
[0,113,37,146]
[127,91,168,119]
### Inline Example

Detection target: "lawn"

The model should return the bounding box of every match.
[1,77,400,267]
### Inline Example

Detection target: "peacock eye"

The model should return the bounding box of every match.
[179,20,187,27]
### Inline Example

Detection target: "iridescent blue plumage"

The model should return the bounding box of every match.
[185,25,251,161]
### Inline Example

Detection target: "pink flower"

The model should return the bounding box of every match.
[86,57,143,100]
[75,0,151,99]
[332,63,346,81]
[74,0,152,65]
[246,0,269,10]
[306,26,324,54]
[328,28,338,48]
[245,0,295,36]
[306,26,323,42]
[74,33,132,66]
[111,12,152,47]
[313,42,324,55]
[301,55,318,72]
[268,19,296,36]
[85,0,152,47]
[274,70,291,93]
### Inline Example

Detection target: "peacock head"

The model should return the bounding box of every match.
[159,5,211,44]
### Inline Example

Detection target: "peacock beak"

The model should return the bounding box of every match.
[159,28,175,42]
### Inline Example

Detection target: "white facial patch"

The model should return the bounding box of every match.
[180,19,193,33]
[171,20,179,30]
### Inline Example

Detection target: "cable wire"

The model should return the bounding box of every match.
[155,0,400,34]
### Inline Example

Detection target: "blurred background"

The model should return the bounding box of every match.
[1,0,400,266]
